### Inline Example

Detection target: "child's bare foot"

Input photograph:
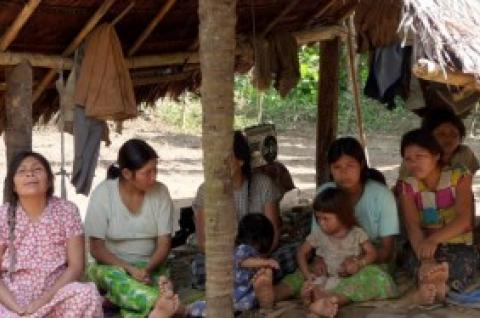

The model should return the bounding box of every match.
[410,283,436,305]
[252,268,274,309]
[419,262,449,301]
[300,282,314,306]
[149,290,179,318]
[309,296,338,318]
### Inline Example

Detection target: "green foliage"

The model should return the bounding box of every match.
[158,45,418,134]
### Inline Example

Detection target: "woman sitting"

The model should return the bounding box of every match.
[85,139,174,317]
[191,131,297,289]
[275,137,400,301]
[0,151,102,317]
[397,129,478,303]
[398,108,479,178]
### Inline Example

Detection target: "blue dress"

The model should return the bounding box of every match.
[188,244,260,317]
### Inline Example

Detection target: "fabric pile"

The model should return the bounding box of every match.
[251,32,300,97]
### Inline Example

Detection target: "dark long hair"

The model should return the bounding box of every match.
[234,131,252,180]
[327,137,386,185]
[421,108,466,140]
[313,187,357,229]
[107,139,158,179]
[235,213,274,254]
[4,151,54,278]
[400,128,444,160]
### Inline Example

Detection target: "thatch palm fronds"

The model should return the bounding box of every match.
[400,0,480,82]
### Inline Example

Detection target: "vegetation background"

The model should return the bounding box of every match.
[155,45,421,134]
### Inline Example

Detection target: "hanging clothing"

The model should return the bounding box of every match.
[75,23,137,121]
[364,43,412,109]
[71,106,106,195]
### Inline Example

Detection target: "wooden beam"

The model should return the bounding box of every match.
[0,0,42,51]
[128,0,177,56]
[112,1,135,26]
[295,25,347,45]
[306,0,336,25]
[261,0,302,37]
[412,59,479,89]
[33,0,117,103]
[3,61,33,202]
[0,51,72,69]
[316,38,340,186]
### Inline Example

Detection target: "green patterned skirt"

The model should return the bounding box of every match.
[87,261,169,318]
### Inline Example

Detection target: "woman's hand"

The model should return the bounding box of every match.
[415,238,439,260]
[24,297,48,315]
[265,259,280,270]
[312,257,327,277]
[127,266,151,284]
[339,257,360,276]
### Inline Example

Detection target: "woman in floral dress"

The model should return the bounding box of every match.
[0,151,102,317]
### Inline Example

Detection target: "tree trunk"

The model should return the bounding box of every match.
[316,38,340,186]
[198,0,237,317]
[3,60,33,201]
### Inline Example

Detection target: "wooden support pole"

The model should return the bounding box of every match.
[199,0,236,316]
[346,15,368,156]
[3,61,33,202]
[128,0,177,56]
[0,0,42,51]
[32,0,117,103]
[316,38,340,186]
[261,0,302,37]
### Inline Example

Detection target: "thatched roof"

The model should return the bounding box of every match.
[1,0,480,130]
[400,0,480,84]
[0,0,358,130]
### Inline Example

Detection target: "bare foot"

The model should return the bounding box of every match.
[410,283,437,305]
[300,282,314,306]
[149,290,179,318]
[252,268,275,309]
[309,296,338,318]
[419,262,449,301]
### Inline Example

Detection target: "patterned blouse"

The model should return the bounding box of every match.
[397,165,472,244]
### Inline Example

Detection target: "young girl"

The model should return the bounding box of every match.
[297,188,397,317]
[150,213,280,318]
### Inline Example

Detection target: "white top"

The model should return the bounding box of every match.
[85,178,174,264]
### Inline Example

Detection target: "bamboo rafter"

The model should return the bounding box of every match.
[0,0,42,52]
[128,0,177,56]
[261,0,302,37]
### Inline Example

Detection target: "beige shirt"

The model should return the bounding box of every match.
[85,179,173,264]
[306,226,369,276]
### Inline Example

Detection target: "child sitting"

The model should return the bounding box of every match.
[150,213,279,317]
[297,188,397,317]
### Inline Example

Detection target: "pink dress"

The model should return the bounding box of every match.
[0,197,103,317]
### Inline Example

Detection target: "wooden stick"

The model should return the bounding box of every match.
[112,1,135,26]
[128,0,177,56]
[346,15,368,158]
[306,0,336,25]
[412,59,479,88]
[0,0,42,51]
[33,0,117,103]
[261,0,302,37]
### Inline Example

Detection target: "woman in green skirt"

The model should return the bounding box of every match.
[85,139,174,318]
